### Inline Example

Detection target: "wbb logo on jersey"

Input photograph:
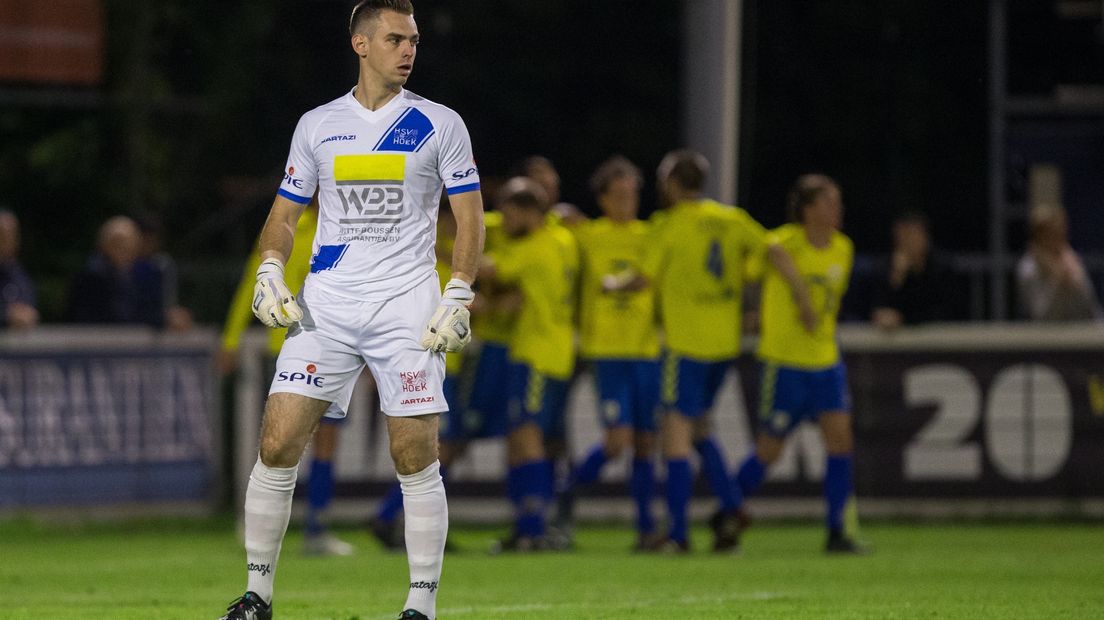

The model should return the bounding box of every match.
[333,154,406,224]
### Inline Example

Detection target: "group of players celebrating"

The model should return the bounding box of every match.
[411,152,863,558]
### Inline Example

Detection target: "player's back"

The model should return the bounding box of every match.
[472,211,518,346]
[643,199,765,361]
[494,221,578,380]
[575,217,658,360]
[757,223,854,369]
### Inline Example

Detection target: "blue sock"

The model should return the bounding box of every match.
[736,454,767,497]
[695,437,737,512]
[376,481,405,524]
[305,458,333,536]
[630,458,655,535]
[513,461,550,538]
[825,455,853,534]
[666,459,692,544]
[572,445,607,487]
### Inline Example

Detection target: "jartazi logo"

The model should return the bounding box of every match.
[247,562,271,576]
[320,134,356,145]
[410,580,438,593]
[401,396,435,405]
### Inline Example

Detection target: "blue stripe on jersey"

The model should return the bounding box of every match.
[277,188,312,204]
[374,108,435,153]
[373,108,412,151]
[413,129,436,152]
[446,182,480,196]
[310,244,350,273]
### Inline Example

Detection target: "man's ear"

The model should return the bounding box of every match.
[351,33,369,58]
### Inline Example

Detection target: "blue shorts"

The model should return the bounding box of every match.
[661,352,734,418]
[441,342,509,441]
[757,361,851,436]
[593,359,660,431]
[506,361,569,438]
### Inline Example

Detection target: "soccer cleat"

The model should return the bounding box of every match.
[544,523,575,551]
[369,516,406,551]
[488,534,545,555]
[825,532,870,555]
[397,610,430,620]
[219,591,271,620]
[631,531,666,553]
[709,507,751,552]
[303,531,355,556]
[641,535,691,554]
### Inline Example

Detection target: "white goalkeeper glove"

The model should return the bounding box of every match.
[421,278,474,353]
[252,258,303,328]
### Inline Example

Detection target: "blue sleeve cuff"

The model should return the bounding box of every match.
[277,188,312,204]
[446,182,480,196]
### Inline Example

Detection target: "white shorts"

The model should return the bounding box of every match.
[269,274,446,418]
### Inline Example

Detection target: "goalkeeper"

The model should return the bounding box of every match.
[219,2,484,616]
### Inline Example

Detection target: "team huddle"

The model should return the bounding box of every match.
[218,1,859,619]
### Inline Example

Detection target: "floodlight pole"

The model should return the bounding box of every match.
[682,0,742,205]
[988,0,1009,320]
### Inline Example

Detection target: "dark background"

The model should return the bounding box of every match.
[1,0,1101,323]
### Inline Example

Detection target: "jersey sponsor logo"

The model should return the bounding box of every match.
[400,370,428,393]
[400,396,435,405]
[374,108,435,153]
[320,133,356,145]
[450,166,478,181]
[333,154,406,228]
[277,364,326,387]
[283,166,305,189]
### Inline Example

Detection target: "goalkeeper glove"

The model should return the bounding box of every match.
[421,278,474,353]
[252,258,303,328]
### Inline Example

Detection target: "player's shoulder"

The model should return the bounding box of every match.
[766,222,803,245]
[402,90,467,126]
[831,230,854,254]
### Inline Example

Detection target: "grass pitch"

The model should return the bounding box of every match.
[1,518,1101,619]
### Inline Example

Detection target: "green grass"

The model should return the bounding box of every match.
[1,518,1102,619]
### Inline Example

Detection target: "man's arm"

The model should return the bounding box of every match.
[768,243,817,333]
[258,195,308,265]
[447,190,485,284]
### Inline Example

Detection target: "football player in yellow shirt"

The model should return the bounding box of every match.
[635,150,766,552]
[481,177,579,551]
[733,173,865,554]
[556,156,661,548]
[219,199,356,557]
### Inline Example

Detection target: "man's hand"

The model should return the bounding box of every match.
[252,258,303,328]
[421,278,474,353]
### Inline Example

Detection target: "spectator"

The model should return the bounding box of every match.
[0,209,39,330]
[67,215,166,327]
[1016,204,1102,321]
[871,211,963,330]
[135,214,193,331]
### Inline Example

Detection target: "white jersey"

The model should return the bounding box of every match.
[277,87,480,301]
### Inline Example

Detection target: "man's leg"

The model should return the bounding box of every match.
[506,423,550,543]
[661,410,694,550]
[630,431,656,542]
[387,414,447,618]
[819,410,862,552]
[244,392,330,604]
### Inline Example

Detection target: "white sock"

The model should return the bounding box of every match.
[400,460,448,619]
[244,458,298,604]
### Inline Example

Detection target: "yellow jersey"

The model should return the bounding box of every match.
[641,199,765,361]
[492,221,578,380]
[471,211,517,345]
[221,206,318,356]
[575,217,659,360]
[757,223,853,369]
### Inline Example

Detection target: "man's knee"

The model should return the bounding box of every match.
[388,414,439,475]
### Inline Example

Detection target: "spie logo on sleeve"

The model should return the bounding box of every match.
[283,166,304,189]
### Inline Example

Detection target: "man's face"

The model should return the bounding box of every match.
[893,220,929,258]
[808,185,843,230]
[360,10,419,88]
[598,176,640,221]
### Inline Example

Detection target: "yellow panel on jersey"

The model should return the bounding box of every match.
[757,223,854,369]
[575,217,659,360]
[333,154,406,182]
[640,199,766,361]
[472,211,517,345]
[494,221,578,380]
[221,206,319,356]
